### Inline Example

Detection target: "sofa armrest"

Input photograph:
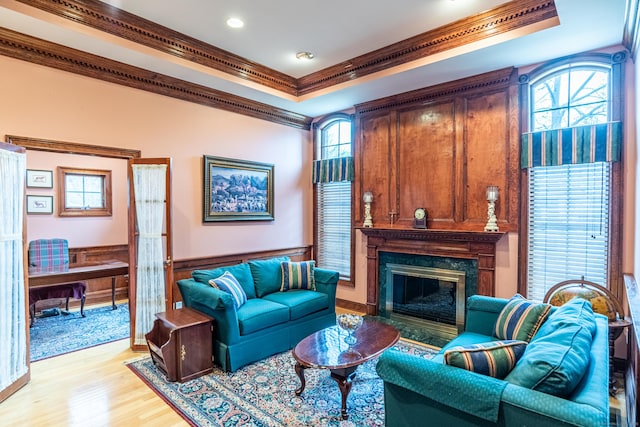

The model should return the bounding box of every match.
[464,295,510,335]
[376,348,507,422]
[177,278,241,344]
[313,267,339,310]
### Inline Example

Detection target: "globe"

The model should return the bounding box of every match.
[545,281,620,322]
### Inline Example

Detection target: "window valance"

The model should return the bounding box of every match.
[521,122,621,168]
[312,156,354,183]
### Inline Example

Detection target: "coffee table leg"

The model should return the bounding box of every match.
[330,367,357,420]
[294,362,306,395]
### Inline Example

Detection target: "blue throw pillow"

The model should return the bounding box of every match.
[444,340,527,379]
[249,256,290,297]
[494,294,551,342]
[504,298,596,397]
[280,261,315,291]
[192,263,256,299]
[209,271,247,309]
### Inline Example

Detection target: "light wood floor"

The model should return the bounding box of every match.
[0,339,187,427]
[0,306,360,427]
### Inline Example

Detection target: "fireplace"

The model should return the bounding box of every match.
[359,227,505,321]
[384,264,466,340]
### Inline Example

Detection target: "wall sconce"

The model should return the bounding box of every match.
[484,185,499,232]
[363,191,373,228]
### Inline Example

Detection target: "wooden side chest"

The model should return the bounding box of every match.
[145,307,213,382]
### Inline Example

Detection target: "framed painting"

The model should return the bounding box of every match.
[26,169,53,188]
[26,195,54,214]
[203,155,274,222]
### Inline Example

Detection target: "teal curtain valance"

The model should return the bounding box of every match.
[312,157,354,183]
[521,122,622,168]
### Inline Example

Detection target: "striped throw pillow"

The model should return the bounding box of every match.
[280,261,315,291]
[494,294,551,342]
[209,271,247,309]
[444,340,528,379]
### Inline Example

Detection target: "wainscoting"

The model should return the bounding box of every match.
[172,245,313,306]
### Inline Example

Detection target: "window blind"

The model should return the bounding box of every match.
[526,162,610,302]
[316,181,351,280]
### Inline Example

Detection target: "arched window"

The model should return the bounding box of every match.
[520,52,624,301]
[313,114,353,281]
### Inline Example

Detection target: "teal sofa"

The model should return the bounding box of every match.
[376,295,609,427]
[177,256,339,372]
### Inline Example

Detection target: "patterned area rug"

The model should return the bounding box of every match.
[30,303,130,362]
[127,339,437,427]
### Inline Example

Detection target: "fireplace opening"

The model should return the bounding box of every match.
[385,264,465,340]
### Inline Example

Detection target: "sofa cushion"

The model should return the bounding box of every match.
[263,290,329,320]
[208,272,247,309]
[505,297,596,397]
[444,340,527,379]
[494,294,551,342]
[192,263,256,299]
[533,297,597,339]
[236,298,289,335]
[280,260,315,291]
[249,256,290,297]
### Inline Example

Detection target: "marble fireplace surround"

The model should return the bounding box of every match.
[359,227,506,316]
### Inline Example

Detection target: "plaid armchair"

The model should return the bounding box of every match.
[28,239,86,326]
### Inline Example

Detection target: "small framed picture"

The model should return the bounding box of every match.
[26,169,53,188]
[27,195,54,214]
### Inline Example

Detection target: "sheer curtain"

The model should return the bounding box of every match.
[132,164,167,346]
[0,149,27,391]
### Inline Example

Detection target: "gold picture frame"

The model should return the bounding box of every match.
[203,155,274,222]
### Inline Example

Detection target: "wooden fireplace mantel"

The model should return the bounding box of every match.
[358,226,506,316]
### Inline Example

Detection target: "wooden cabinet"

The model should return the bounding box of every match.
[145,308,213,382]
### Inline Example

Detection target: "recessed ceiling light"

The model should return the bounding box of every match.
[296,51,314,61]
[226,17,244,28]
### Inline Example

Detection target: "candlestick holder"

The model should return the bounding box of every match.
[484,185,499,232]
[363,191,373,228]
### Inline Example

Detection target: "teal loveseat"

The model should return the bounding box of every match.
[376,295,609,427]
[177,257,339,372]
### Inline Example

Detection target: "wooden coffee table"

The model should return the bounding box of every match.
[292,319,399,420]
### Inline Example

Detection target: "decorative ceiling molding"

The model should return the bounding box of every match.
[0,27,313,130]
[14,0,299,96]
[14,0,558,97]
[354,67,516,115]
[298,0,557,96]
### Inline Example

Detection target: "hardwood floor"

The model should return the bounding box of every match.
[0,339,188,427]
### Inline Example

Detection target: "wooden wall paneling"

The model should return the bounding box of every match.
[355,67,519,233]
[506,81,522,230]
[171,245,313,306]
[463,90,509,227]
[397,101,456,227]
[358,112,394,227]
[68,244,129,307]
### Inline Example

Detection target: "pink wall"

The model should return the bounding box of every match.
[0,55,312,258]
[25,151,128,247]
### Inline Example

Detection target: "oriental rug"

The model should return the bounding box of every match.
[30,303,130,362]
[127,339,437,427]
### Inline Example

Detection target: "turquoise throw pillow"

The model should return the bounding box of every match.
[533,297,597,339]
[209,271,247,309]
[505,299,596,397]
[444,340,527,379]
[192,263,256,299]
[494,294,551,342]
[249,256,290,297]
[280,261,315,291]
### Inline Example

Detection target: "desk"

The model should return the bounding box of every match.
[28,261,129,313]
